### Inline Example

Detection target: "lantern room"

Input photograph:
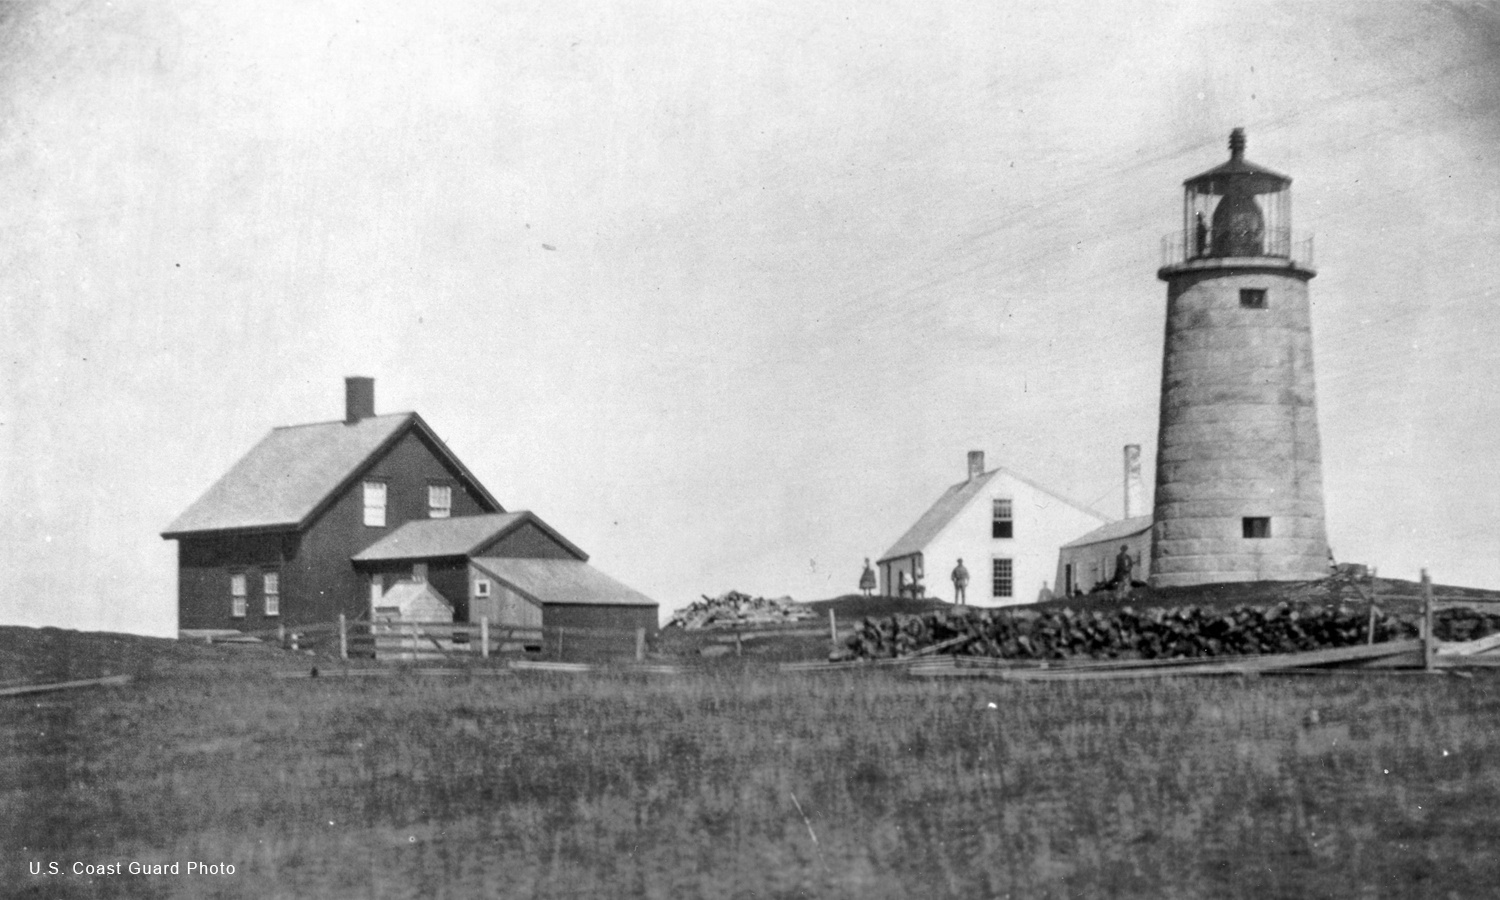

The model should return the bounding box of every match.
[1180,128,1294,260]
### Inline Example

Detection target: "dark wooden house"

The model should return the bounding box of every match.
[162,378,501,633]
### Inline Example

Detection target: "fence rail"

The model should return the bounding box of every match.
[185,616,652,663]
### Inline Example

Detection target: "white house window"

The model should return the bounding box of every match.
[363,481,387,527]
[991,559,1013,599]
[428,484,452,519]
[263,571,280,617]
[992,499,1013,539]
[474,579,491,598]
[230,573,247,618]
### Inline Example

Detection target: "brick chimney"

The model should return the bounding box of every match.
[1123,444,1145,518]
[345,376,375,424]
[967,450,985,481]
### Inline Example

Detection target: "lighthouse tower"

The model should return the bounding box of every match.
[1149,128,1330,587]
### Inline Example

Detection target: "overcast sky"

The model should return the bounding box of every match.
[4,1,1499,636]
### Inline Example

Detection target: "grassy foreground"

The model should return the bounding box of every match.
[4,628,1500,898]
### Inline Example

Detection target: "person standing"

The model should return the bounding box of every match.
[951,558,970,606]
[1113,545,1135,601]
[859,558,876,597]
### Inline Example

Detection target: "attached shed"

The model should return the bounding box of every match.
[351,511,659,633]
[472,557,659,635]
[1056,515,1153,596]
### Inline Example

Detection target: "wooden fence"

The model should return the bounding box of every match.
[187,616,653,664]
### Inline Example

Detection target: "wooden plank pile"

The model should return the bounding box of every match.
[832,602,1420,663]
[666,590,815,630]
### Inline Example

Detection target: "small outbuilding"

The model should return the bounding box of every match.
[1055,515,1153,596]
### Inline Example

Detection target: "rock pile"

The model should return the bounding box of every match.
[836,603,1420,661]
[667,591,814,630]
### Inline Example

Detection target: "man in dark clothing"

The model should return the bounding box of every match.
[1113,545,1135,601]
[952,558,970,605]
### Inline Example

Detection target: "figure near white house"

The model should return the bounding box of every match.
[859,558,876,597]
[951,558,969,605]
[1113,545,1135,601]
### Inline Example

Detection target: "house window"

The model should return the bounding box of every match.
[230,573,247,618]
[992,499,1013,539]
[263,571,280,617]
[474,579,491,598]
[428,484,452,519]
[1240,288,1267,309]
[1243,517,1271,539]
[992,559,1013,598]
[363,481,387,527]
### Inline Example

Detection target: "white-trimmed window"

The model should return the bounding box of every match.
[991,558,1013,599]
[474,579,491,598]
[428,484,452,519]
[363,481,387,527]
[230,573,247,618]
[992,499,1013,539]
[263,571,280,617]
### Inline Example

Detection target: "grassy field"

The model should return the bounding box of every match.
[4,624,1500,899]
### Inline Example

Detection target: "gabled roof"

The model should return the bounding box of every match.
[1061,514,1154,549]
[372,580,455,620]
[162,412,500,538]
[471,557,658,608]
[878,467,1108,564]
[351,511,587,563]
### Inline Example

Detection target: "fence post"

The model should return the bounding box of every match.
[409,622,416,660]
[1422,569,1435,672]
[635,627,645,662]
[481,617,490,659]
[829,609,837,645]
[339,614,348,660]
[735,625,742,657]
[278,622,286,649]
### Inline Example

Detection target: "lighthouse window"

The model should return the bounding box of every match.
[1242,517,1271,539]
[1240,288,1267,309]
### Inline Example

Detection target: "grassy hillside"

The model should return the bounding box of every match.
[4,625,1500,898]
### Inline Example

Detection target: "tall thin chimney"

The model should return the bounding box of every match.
[345,376,375,424]
[967,450,985,482]
[1123,444,1144,518]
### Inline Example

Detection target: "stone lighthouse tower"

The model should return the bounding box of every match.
[1149,128,1330,587]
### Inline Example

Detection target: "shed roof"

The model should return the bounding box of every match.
[878,467,1107,563]
[352,511,586,562]
[162,412,500,538]
[471,557,658,608]
[1061,515,1154,549]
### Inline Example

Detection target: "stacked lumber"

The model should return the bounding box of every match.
[666,591,814,630]
[834,602,1419,662]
